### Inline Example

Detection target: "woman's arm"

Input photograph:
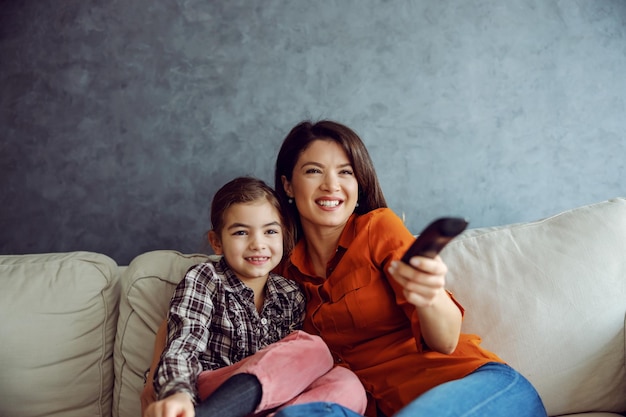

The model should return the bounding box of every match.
[366,209,462,354]
[141,318,168,415]
[388,255,462,354]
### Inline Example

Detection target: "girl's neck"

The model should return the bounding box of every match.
[238,275,268,313]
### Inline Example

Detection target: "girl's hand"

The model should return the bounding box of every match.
[143,392,195,417]
[388,255,448,308]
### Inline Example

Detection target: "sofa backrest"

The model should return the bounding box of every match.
[113,250,209,417]
[0,251,120,417]
[442,197,626,416]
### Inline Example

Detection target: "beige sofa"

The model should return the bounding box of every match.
[1,198,624,417]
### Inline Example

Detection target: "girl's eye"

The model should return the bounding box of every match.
[232,230,247,236]
[266,229,280,235]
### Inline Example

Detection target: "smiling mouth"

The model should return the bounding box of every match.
[316,199,341,207]
[246,257,270,262]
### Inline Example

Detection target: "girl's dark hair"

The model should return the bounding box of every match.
[211,176,295,256]
[274,120,387,241]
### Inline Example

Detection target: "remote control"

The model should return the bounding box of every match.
[401,217,468,263]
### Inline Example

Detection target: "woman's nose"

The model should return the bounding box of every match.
[321,172,340,191]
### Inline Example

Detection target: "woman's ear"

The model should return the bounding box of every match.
[281,175,293,198]
[208,231,223,255]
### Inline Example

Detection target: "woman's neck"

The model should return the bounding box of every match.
[300,222,345,279]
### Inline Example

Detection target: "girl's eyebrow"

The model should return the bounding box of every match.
[226,223,250,230]
[264,221,282,228]
[226,221,281,230]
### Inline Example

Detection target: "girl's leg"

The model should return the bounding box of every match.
[197,330,334,412]
[394,362,547,417]
[195,373,262,417]
[276,366,367,414]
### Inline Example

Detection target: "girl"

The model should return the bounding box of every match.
[144,176,366,417]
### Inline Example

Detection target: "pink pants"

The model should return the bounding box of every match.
[197,330,366,416]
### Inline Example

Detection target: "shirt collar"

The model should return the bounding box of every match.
[216,257,247,292]
[290,213,358,275]
[217,256,282,303]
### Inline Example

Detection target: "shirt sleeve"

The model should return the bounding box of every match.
[273,273,307,333]
[292,288,306,331]
[154,264,214,402]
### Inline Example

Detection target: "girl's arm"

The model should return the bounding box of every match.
[153,264,215,404]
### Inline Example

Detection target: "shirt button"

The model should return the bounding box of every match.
[261,318,268,325]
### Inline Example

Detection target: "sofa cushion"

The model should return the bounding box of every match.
[0,251,119,417]
[442,198,626,416]
[113,250,209,417]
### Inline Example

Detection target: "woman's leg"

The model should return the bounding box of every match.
[394,362,547,417]
[197,330,334,412]
[273,402,365,417]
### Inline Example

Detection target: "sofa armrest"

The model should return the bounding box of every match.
[0,251,119,417]
[442,198,626,416]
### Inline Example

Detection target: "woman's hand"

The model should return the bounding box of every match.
[388,255,448,308]
[388,255,462,354]
[143,392,195,417]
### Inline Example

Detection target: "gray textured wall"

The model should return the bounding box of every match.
[2,1,625,265]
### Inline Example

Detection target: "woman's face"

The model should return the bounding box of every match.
[282,139,359,233]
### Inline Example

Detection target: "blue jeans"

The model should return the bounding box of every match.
[273,363,547,417]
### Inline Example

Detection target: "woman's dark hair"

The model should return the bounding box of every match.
[274,120,387,241]
[211,176,295,257]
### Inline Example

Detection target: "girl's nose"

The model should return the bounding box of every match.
[249,233,267,250]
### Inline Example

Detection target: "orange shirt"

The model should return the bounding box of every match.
[281,208,503,417]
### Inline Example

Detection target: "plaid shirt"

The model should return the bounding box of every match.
[154,257,306,402]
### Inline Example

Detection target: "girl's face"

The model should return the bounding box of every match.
[282,139,359,234]
[209,200,284,284]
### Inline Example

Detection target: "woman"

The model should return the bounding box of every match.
[271,120,547,417]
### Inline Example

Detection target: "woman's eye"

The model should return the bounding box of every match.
[339,169,354,175]
[305,167,322,174]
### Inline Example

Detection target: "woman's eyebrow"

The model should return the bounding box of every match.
[300,161,352,169]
